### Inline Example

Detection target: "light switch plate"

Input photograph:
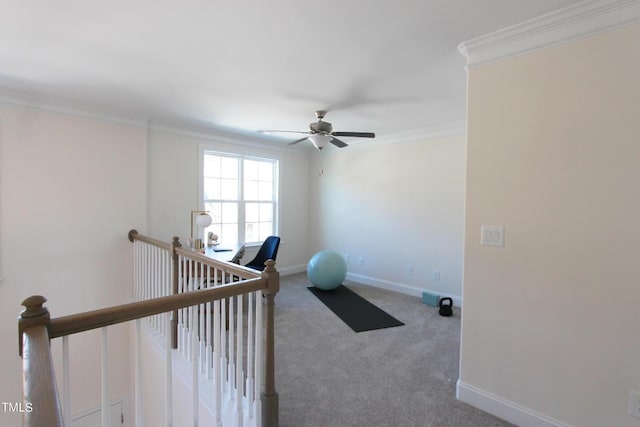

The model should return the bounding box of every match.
[481,225,505,247]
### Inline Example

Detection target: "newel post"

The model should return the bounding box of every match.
[261,259,280,427]
[19,295,51,357]
[171,236,181,349]
[19,295,64,426]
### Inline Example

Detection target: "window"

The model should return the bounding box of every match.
[202,151,278,245]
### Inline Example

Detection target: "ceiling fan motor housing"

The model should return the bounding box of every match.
[310,120,332,134]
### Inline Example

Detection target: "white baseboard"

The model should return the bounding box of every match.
[278,264,307,276]
[456,381,571,427]
[346,272,462,307]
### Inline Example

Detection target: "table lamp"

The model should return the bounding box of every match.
[190,211,212,250]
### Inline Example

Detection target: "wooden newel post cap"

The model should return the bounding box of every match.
[262,260,279,295]
[20,295,49,319]
[264,259,276,272]
[19,296,50,357]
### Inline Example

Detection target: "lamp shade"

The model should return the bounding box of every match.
[308,134,331,150]
[195,212,212,228]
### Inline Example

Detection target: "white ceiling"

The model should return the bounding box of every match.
[0,0,585,145]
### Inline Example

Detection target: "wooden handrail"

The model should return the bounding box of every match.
[47,277,266,339]
[129,228,260,279]
[128,229,172,251]
[174,246,260,278]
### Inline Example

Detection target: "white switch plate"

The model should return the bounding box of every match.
[481,225,505,247]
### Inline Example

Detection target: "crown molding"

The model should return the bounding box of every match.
[0,87,149,128]
[458,0,640,67]
[147,117,310,153]
[0,85,465,151]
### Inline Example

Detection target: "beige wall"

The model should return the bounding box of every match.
[0,104,147,423]
[460,24,640,426]
[309,134,465,300]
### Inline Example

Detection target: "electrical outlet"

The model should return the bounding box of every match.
[407,265,414,276]
[432,270,440,280]
[629,390,640,418]
[358,257,364,266]
[345,254,349,265]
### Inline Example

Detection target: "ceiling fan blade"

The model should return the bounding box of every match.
[329,137,348,148]
[258,129,311,135]
[288,136,310,145]
[331,131,375,138]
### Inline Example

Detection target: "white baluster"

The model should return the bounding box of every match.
[143,244,147,301]
[229,293,236,395]
[236,289,244,426]
[246,291,254,419]
[166,312,173,427]
[135,319,143,427]
[185,257,190,356]
[159,249,164,336]
[156,247,160,322]
[133,241,138,299]
[254,290,263,425]
[221,295,228,393]
[138,241,142,300]
[206,268,213,379]
[164,250,168,307]
[200,271,206,373]
[101,327,111,427]
[62,336,71,427]
[179,256,186,354]
[213,297,222,427]
[191,303,199,426]
[138,241,142,299]
[153,246,158,331]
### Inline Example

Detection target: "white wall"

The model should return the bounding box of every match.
[146,125,311,274]
[459,24,640,427]
[0,104,147,424]
[309,135,466,301]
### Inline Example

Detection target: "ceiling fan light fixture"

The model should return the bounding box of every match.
[308,134,331,150]
[265,111,375,149]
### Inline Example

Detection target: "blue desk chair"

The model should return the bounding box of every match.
[245,236,280,271]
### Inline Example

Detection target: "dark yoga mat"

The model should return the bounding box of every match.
[308,285,404,332]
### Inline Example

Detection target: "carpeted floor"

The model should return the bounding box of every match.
[274,273,515,427]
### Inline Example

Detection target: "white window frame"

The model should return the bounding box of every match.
[199,148,279,246]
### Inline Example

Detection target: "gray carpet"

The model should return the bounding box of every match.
[274,273,515,427]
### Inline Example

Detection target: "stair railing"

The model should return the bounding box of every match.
[19,230,279,427]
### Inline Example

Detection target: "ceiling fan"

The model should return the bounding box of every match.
[258,110,375,150]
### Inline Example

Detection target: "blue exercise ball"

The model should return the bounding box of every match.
[307,250,347,291]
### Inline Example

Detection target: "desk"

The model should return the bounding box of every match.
[204,244,244,263]
[181,244,242,280]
